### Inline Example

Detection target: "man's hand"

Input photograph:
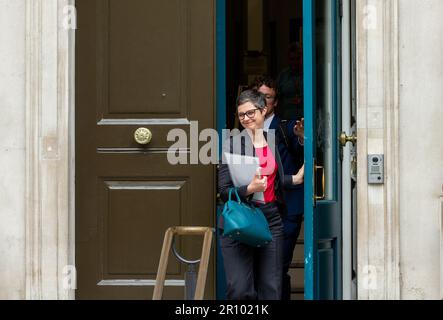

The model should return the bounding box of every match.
[292,164,305,185]
[293,118,304,143]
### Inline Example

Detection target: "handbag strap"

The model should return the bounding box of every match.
[228,188,242,203]
[229,188,260,210]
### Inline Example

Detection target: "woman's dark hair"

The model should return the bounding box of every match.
[236,89,266,110]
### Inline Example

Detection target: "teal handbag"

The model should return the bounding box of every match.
[222,188,272,247]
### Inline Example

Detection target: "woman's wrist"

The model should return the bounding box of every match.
[246,184,254,195]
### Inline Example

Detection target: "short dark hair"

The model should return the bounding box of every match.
[250,75,278,100]
[250,75,277,92]
[236,89,266,110]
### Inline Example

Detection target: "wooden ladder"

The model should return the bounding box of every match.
[153,226,214,300]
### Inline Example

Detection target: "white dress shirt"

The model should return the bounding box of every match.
[264,113,275,132]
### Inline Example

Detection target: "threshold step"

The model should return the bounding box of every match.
[291,287,304,294]
[289,261,304,269]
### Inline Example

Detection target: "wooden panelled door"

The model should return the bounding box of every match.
[76,0,215,299]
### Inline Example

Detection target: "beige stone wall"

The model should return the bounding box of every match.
[356,0,443,299]
[0,0,74,299]
[356,0,401,300]
[0,0,26,299]
[398,0,443,300]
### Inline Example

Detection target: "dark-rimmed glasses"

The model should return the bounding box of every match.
[238,108,259,120]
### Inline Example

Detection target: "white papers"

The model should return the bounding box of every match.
[223,152,264,202]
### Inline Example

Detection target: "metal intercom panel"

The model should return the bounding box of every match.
[368,154,384,184]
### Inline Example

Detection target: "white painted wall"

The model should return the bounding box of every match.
[0,0,26,299]
[398,0,443,299]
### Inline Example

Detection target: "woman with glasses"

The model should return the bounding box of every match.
[251,75,305,300]
[218,89,297,300]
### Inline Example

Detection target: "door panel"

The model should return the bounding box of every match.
[100,180,185,275]
[76,0,215,299]
[303,0,342,300]
[107,0,186,114]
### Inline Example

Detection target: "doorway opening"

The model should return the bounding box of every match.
[225,0,304,129]
[222,0,306,300]
[218,0,356,300]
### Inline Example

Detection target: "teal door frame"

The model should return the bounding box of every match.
[216,0,227,300]
[216,0,227,142]
[303,0,343,300]
[303,0,316,299]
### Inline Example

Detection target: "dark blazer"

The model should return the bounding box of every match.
[218,129,294,217]
[269,115,304,215]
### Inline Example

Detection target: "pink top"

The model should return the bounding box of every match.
[255,145,278,203]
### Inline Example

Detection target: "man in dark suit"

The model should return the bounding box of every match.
[251,76,305,300]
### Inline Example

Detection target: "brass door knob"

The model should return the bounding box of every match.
[339,132,357,147]
[134,127,152,145]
